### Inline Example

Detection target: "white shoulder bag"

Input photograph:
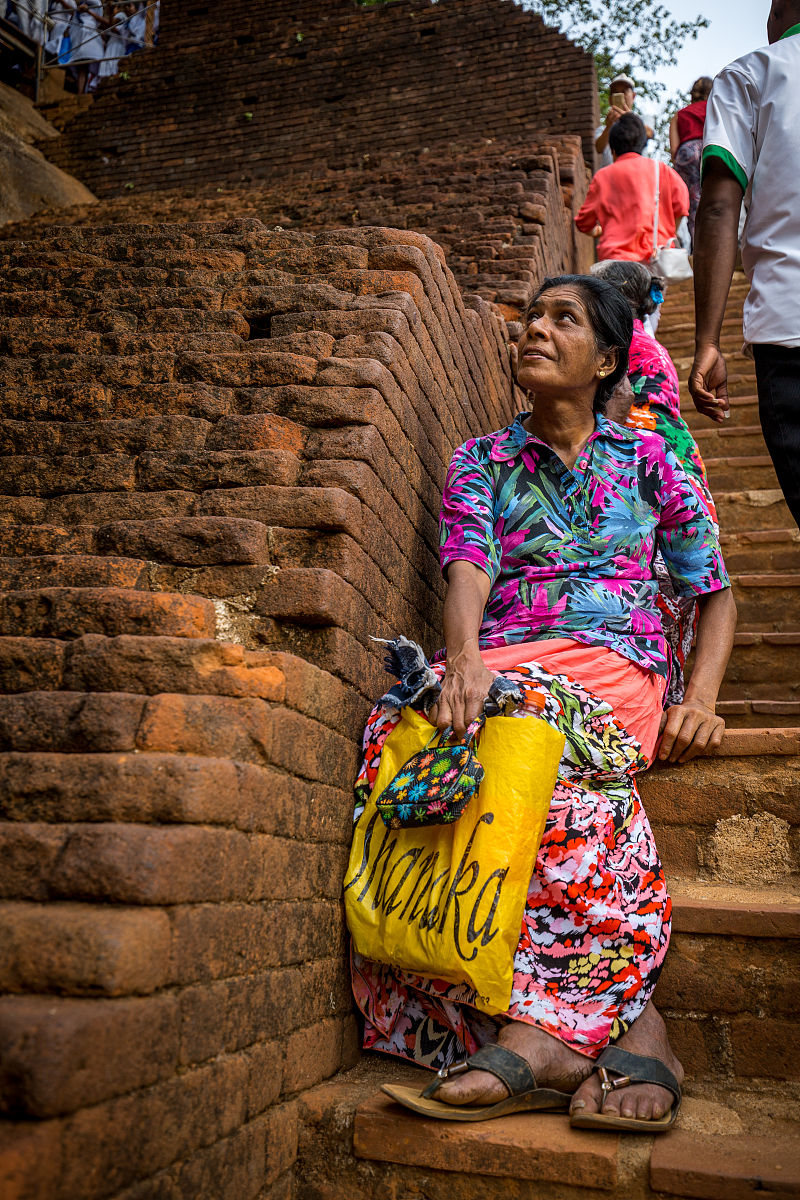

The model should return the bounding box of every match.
[649,157,693,283]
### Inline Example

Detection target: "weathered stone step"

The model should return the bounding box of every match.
[722,633,800,698]
[0,248,249,272]
[0,287,226,319]
[650,1129,800,1200]
[640,730,800,881]
[658,312,745,339]
[0,588,216,640]
[297,1063,800,1199]
[669,880,800,935]
[717,699,800,727]
[720,530,800,574]
[683,395,760,430]
[730,573,800,627]
[0,348,322,389]
[0,416,216,457]
[0,330,246,356]
[0,556,149,592]
[714,490,793,533]
[0,310,249,339]
[693,424,767,457]
[704,455,777,492]
[0,446,303,499]
[657,882,800,1078]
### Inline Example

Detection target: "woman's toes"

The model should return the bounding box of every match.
[569,1075,603,1116]
[621,1092,647,1120]
[435,1068,506,1107]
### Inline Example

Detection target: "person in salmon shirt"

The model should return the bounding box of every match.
[349,275,736,1134]
[575,114,689,265]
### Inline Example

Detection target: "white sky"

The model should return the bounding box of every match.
[657,0,770,97]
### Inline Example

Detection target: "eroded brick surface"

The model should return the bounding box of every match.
[0,213,522,1199]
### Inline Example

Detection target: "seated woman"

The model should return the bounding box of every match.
[594,258,717,704]
[350,274,736,1130]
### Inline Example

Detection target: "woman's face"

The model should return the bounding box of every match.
[516,286,617,400]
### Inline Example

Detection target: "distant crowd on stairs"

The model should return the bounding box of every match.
[3,0,158,92]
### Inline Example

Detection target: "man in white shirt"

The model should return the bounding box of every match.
[689,0,800,526]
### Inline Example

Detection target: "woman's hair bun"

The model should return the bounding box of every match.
[590,260,660,320]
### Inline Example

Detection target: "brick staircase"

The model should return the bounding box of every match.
[291,278,800,1199]
[0,209,797,1195]
[5,135,591,319]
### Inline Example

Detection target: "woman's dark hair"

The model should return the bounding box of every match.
[523,275,633,413]
[690,76,713,101]
[590,259,663,321]
[608,112,648,157]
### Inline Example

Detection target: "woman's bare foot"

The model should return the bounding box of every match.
[569,1001,684,1123]
[434,1020,594,1107]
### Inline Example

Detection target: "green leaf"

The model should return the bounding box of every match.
[518,0,708,109]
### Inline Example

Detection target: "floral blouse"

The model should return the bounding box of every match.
[625,320,717,522]
[439,413,730,678]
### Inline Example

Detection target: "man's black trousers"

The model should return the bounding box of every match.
[752,343,800,529]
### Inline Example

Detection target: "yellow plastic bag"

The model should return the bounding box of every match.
[344,706,565,1015]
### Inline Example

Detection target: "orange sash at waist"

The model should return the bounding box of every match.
[481,638,666,763]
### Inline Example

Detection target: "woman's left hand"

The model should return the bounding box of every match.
[657,698,725,763]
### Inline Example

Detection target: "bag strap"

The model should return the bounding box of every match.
[652,156,660,258]
[431,713,485,749]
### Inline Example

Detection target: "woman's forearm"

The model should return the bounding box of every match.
[442,560,492,661]
[435,561,494,736]
[658,586,736,762]
[668,116,679,159]
[685,586,737,707]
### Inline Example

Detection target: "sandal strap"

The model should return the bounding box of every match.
[595,1047,682,1105]
[422,1043,537,1100]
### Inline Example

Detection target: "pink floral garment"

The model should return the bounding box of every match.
[351,657,671,1070]
[625,319,717,524]
[438,413,729,680]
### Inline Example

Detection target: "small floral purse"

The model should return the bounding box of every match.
[375,716,485,829]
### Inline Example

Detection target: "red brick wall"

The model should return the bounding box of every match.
[44,0,599,195]
[0,220,516,1198]
[17,135,592,319]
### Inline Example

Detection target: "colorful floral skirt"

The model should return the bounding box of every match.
[350,651,672,1071]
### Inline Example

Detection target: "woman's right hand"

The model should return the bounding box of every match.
[430,648,496,740]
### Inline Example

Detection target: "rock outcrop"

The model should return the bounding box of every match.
[0,81,95,226]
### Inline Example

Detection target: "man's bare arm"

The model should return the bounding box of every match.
[595,105,625,155]
[688,157,744,422]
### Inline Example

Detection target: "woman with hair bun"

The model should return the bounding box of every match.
[669,77,713,245]
[592,258,717,705]
[591,259,715,520]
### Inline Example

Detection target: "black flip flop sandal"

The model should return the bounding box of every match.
[569,1047,682,1133]
[382,1043,572,1122]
